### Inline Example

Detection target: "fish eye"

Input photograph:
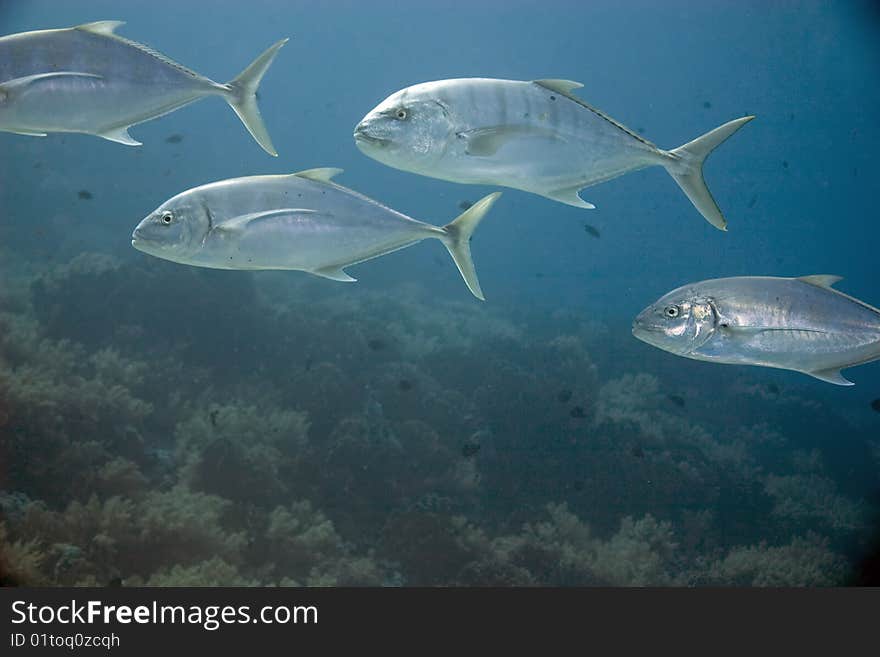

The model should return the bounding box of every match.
[396,108,408,120]
[161,211,173,225]
[664,305,681,318]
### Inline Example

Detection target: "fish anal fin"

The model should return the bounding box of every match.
[293,168,343,183]
[533,79,584,94]
[458,125,558,157]
[313,266,356,283]
[807,368,854,386]
[98,126,141,146]
[76,21,125,36]
[544,187,596,209]
[798,275,843,289]
[8,129,48,137]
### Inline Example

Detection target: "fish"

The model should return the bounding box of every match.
[367,338,386,351]
[354,78,754,230]
[77,189,93,200]
[569,406,586,418]
[666,394,686,408]
[632,275,880,385]
[557,389,573,403]
[869,398,880,412]
[0,21,286,155]
[165,133,184,144]
[458,200,473,211]
[131,168,499,300]
[582,223,600,238]
[398,379,414,391]
[461,442,481,458]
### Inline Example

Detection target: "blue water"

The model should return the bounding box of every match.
[1,1,878,586]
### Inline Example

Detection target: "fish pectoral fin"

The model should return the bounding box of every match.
[543,186,596,209]
[457,126,558,156]
[215,208,317,233]
[76,20,126,35]
[722,325,828,335]
[0,71,104,94]
[98,126,142,146]
[806,367,854,386]
[798,275,843,289]
[292,168,343,183]
[313,266,357,283]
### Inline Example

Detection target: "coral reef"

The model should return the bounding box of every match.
[700,534,847,586]
[0,252,875,586]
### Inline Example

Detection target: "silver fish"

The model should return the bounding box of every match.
[632,275,880,385]
[0,21,286,155]
[131,168,499,300]
[354,78,754,230]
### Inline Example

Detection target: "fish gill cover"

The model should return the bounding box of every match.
[0,1,879,586]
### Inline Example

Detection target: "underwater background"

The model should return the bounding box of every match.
[1,0,879,586]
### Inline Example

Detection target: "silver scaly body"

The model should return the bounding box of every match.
[355,78,754,230]
[0,21,286,154]
[382,79,662,192]
[632,275,880,385]
[131,169,498,300]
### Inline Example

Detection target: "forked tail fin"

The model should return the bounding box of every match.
[439,192,501,301]
[223,38,288,156]
[663,115,754,231]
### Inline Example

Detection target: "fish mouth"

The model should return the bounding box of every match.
[353,125,390,147]
[631,317,665,340]
[632,317,653,333]
[130,227,153,251]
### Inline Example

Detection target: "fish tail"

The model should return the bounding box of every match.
[439,192,501,301]
[223,38,288,156]
[662,115,755,231]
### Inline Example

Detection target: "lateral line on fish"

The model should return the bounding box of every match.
[532,80,658,149]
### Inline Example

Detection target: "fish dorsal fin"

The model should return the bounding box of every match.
[798,275,843,289]
[293,168,343,183]
[76,20,125,36]
[532,79,657,149]
[84,27,203,80]
[807,367,854,386]
[217,208,315,232]
[533,79,584,94]
[796,275,880,316]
